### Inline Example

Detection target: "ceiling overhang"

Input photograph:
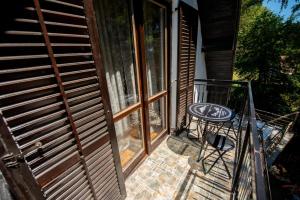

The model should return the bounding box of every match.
[197,0,241,80]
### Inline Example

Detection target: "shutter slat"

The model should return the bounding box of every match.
[48,33,89,38]
[21,129,72,155]
[57,60,94,68]
[0,43,45,47]
[60,68,95,76]
[27,138,75,166]
[11,109,65,132]
[5,30,43,36]
[46,169,85,199]
[43,162,83,194]
[90,156,114,179]
[32,145,78,175]
[55,177,88,200]
[65,83,99,94]
[72,103,103,119]
[81,128,108,146]
[68,90,100,104]
[96,180,118,199]
[70,97,101,113]
[15,117,68,142]
[72,185,92,200]
[0,65,51,74]
[64,182,91,200]
[45,21,87,29]
[25,7,85,19]
[92,165,115,187]
[1,93,60,111]
[6,101,63,121]
[0,54,48,61]
[0,84,57,100]
[75,110,105,128]
[77,116,105,134]
[62,76,97,86]
[45,0,84,10]
[78,192,93,200]
[0,74,54,87]
[85,143,110,165]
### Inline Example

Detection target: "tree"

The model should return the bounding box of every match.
[235,1,300,114]
[235,5,284,83]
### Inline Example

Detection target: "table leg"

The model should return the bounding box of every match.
[186,115,193,138]
[197,120,208,162]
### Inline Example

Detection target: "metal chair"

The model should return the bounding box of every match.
[202,132,235,179]
[209,111,238,140]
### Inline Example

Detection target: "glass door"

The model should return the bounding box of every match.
[94,0,169,175]
[143,1,168,145]
[94,0,145,172]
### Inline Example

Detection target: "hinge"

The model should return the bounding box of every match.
[1,142,43,168]
[1,153,24,168]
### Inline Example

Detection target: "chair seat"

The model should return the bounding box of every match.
[206,132,235,151]
[230,111,236,120]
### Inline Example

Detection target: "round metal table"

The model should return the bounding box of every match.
[187,103,232,122]
[187,102,232,161]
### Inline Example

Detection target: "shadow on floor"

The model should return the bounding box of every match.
[167,129,234,200]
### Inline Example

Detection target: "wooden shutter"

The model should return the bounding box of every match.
[0,0,125,199]
[176,2,198,130]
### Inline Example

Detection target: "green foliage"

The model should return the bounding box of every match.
[235,1,300,114]
[235,5,284,83]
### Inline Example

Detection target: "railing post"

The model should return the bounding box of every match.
[248,81,270,200]
[231,121,251,199]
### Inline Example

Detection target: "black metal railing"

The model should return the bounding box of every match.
[255,109,299,163]
[193,79,271,200]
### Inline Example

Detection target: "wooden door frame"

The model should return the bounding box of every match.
[86,0,171,180]
[133,0,171,153]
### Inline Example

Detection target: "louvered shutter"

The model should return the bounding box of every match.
[176,2,198,130]
[0,0,125,199]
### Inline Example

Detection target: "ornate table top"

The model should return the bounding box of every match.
[187,103,232,122]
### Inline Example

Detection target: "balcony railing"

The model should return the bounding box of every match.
[255,109,299,162]
[193,79,271,200]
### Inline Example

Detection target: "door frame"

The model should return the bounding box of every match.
[120,0,171,178]
[87,0,171,179]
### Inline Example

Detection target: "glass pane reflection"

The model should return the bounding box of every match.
[94,0,139,114]
[144,1,166,97]
[149,97,166,142]
[114,110,143,168]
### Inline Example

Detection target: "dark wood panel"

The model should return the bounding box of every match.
[0,0,126,199]
[176,2,198,130]
[206,50,233,80]
[198,0,240,80]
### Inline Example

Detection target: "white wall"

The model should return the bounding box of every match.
[182,0,197,10]
[170,0,179,130]
[195,19,207,80]
[169,0,207,130]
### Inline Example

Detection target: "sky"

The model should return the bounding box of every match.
[263,0,297,20]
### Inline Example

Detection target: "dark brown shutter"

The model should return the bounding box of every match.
[176,2,198,130]
[0,0,125,199]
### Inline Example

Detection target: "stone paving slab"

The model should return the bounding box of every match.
[125,123,236,200]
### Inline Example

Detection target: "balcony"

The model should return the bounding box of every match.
[0,0,269,199]
[125,79,271,200]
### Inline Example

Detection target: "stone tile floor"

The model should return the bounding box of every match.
[125,123,236,200]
